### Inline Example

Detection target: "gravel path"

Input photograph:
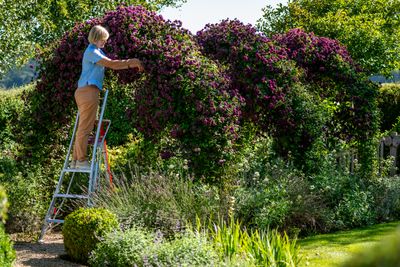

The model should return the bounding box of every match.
[13,233,86,267]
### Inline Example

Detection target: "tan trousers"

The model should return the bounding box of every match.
[73,85,99,161]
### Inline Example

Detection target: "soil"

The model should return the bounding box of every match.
[12,233,86,267]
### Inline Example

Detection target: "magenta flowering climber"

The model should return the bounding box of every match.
[273,28,354,80]
[196,19,296,133]
[273,28,378,141]
[32,5,244,180]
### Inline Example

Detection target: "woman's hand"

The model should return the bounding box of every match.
[128,59,144,72]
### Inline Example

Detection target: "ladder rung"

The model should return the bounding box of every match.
[95,119,111,126]
[55,193,89,199]
[46,218,64,223]
[88,135,105,144]
[63,168,92,173]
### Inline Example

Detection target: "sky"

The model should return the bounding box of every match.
[159,0,288,34]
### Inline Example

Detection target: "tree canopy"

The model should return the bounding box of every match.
[257,0,400,75]
[0,0,186,77]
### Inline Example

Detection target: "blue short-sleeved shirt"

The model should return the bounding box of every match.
[78,44,107,90]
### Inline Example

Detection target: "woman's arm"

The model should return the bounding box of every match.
[97,57,144,71]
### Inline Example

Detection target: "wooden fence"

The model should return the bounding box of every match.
[336,132,400,176]
[379,132,400,176]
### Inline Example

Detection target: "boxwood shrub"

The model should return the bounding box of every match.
[62,207,118,264]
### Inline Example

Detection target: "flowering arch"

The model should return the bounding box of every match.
[32,5,243,179]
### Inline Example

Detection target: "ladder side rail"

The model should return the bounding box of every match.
[89,90,109,196]
[63,112,80,171]
[102,120,111,142]
[102,142,113,186]
[101,118,113,185]
[92,128,109,194]
[96,120,112,189]
[39,112,81,242]
[93,149,102,195]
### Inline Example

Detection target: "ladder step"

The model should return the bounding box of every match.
[88,135,105,144]
[63,168,92,173]
[55,193,89,199]
[46,218,64,224]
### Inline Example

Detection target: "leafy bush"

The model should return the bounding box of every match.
[89,226,153,267]
[30,5,379,181]
[234,171,291,229]
[149,231,219,267]
[0,225,15,267]
[310,163,376,230]
[196,19,297,133]
[0,86,27,150]
[231,136,382,234]
[1,162,55,233]
[92,164,221,236]
[232,137,311,231]
[62,207,119,264]
[102,76,141,146]
[370,176,400,221]
[274,28,379,143]
[90,227,219,267]
[334,187,375,228]
[341,229,400,267]
[0,85,62,233]
[234,156,331,234]
[378,83,400,132]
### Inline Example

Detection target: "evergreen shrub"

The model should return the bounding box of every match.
[62,207,118,264]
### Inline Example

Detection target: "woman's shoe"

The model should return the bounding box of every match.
[75,160,90,169]
[69,160,76,169]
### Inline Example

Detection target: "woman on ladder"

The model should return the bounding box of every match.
[72,25,144,169]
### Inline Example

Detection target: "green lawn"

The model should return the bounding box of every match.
[298,221,400,267]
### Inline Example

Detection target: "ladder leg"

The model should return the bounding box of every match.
[38,197,56,242]
[39,112,80,242]
[103,140,113,186]
[88,90,109,202]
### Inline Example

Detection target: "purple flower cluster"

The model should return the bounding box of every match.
[273,28,355,82]
[273,28,377,141]
[196,19,296,133]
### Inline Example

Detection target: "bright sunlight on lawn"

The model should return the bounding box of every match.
[299,221,400,267]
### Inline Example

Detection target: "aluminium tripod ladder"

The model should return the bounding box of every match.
[39,89,113,242]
